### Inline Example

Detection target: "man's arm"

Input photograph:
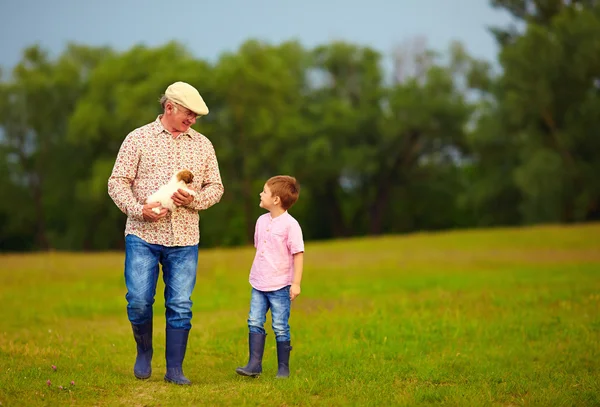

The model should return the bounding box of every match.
[107,133,145,221]
[186,142,224,211]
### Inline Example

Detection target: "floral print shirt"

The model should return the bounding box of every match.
[108,116,224,246]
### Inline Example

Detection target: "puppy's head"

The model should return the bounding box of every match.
[176,169,194,184]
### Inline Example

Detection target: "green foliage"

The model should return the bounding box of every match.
[1,1,599,250]
[464,1,600,226]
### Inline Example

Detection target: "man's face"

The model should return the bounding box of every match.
[165,102,198,132]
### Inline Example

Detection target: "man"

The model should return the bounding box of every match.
[108,81,224,385]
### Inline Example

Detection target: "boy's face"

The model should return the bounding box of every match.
[259,183,279,210]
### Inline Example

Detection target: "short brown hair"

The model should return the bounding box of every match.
[266,175,300,210]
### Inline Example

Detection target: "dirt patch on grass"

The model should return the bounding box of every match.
[295,298,340,315]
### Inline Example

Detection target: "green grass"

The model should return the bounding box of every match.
[0,223,599,406]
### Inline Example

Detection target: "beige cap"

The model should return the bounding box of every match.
[164,81,209,116]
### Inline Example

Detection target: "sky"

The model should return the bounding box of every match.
[0,0,514,73]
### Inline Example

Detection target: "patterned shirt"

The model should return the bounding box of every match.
[249,211,304,291]
[108,116,224,247]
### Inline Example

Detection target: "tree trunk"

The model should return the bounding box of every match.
[368,180,393,235]
[368,130,422,235]
[30,174,49,250]
[324,179,348,238]
[243,176,255,244]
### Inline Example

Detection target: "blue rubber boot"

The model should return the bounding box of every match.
[164,329,191,385]
[235,333,266,377]
[131,322,153,379]
[276,341,292,378]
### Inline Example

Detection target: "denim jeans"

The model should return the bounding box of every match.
[124,234,199,330]
[247,286,291,342]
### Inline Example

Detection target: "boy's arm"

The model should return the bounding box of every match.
[254,219,259,249]
[290,252,304,301]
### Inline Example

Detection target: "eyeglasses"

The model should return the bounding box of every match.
[173,103,199,120]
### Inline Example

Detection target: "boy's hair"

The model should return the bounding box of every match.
[266,175,300,210]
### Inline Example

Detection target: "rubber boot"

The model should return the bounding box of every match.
[235,333,266,377]
[131,322,153,379]
[164,328,191,385]
[276,341,292,378]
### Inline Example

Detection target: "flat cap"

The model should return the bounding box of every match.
[165,81,209,116]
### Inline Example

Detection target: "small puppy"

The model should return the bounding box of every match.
[146,169,196,214]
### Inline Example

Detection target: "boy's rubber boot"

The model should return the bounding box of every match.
[131,322,153,379]
[235,333,266,377]
[164,328,192,385]
[275,341,292,378]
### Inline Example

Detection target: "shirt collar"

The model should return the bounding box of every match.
[153,115,195,139]
[269,210,288,221]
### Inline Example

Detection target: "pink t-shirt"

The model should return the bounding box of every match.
[249,211,304,291]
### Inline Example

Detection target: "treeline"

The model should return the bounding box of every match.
[1,0,599,251]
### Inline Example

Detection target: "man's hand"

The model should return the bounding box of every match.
[142,202,168,222]
[172,189,194,207]
[290,283,301,301]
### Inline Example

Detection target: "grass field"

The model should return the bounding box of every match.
[0,224,599,406]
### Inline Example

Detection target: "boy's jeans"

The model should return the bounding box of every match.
[247,286,291,342]
[124,234,199,330]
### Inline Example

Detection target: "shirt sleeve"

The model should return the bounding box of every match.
[287,221,304,255]
[187,141,224,211]
[107,133,144,221]
[254,218,259,249]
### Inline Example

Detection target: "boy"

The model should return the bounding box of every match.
[236,175,304,379]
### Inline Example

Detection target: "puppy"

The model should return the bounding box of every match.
[146,169,196,214]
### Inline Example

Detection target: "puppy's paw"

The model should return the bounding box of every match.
[152,207,161,214]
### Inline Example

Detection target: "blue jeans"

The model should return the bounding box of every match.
[124,234,199,330]
[247,286,291,342]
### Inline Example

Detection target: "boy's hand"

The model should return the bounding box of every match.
[290,283,301,301]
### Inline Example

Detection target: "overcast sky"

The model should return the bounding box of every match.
[0,0,514,72]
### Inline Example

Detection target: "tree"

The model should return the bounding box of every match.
[210,40,310,244]
[0,44,111,250]
[491,2,600,222]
